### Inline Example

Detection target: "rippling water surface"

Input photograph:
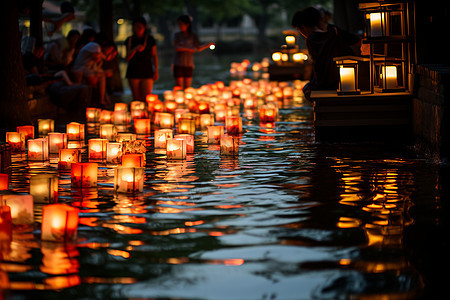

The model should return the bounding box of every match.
[2,55,448,300]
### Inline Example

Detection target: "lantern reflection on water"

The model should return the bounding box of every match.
[41,203,79,242]
[71,162,98,188]
[30,174,58,203]
[114,167,144,193]
[0,173,8,190]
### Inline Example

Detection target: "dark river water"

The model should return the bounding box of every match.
[1,52,449,300]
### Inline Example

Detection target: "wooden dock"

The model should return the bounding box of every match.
[310,90,413,142]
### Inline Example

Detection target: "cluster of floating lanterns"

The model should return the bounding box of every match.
[0,76,306,244]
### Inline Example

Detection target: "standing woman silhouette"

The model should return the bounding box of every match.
[125,17,159,101]
[173,15,214,89]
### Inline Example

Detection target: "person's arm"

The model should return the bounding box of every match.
[196,42,215,52]
[125,37,146,61]
[152,45,159,81]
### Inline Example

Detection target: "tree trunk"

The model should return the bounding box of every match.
[0,0,32,133]
[99,0,114,41]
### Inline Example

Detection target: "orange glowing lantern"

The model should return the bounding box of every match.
[0,174,8,190]
[113,110,130,126]
[158,113,174,129]
[99,110,113,124]
[48,132,68,154]
[225,116,242,135]
[71,162,98,188]
[130,100,146,111]
[166,139,186,160]
[1,194,34,225]
[86,107,101,123]
[58,148,80,170]
[41,204,79,242]
[88,139,108,161]
[259,105,277,123]
[27,138,49,161]
[116,133,136,142]
[30,174,58,203]
[207,125,224,144]
[178,118,196,135]
[17,125,34,141]
[114,167,144,193]
[99,124,117,141]
[174,108,189,124]
[134,118,151,135]
[122,153,145,167]
[164,100,178,113]
[146,94,159,103]
[220,134,239,156]
[106,142,122,164]
[198,101,210,114]
[131,108,148,119]
[6,132,25,152]
[174,134,194,154]
[148,100,164,115]
[0,205,12,241]
[164,90,174,101]
[38,119,55,136]
[154,129,173,149]
[66,122,85,141]
[114,102,128,112]
[200,114,215,130]
[174,90,184,104]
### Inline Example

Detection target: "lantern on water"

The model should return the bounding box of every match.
[0,205,12,241]
[130,100,146,111]
[58,148,80,170]
[17,125,34,141]
[99,110,113,124]
[6,132,25,152]
[99,124,117,141]
[113,110,130,126]
[30,174,58,203]
[66,122,85,141]
[158,113,174,129]
[114,167,144,193]
[166,139,186,160]
[174,134,194,154]
[48,133,68,154]
[0,174,8,190]
[146,94,159,103]
[86,107,101,123]
[198,102,210,114]
[154,129,173,149]
[200,114,214,130]
[122,153,145,168]
[106,142,122,164]
[88,139,108,161]
[38,119,54,136]
[1,194,34,225]
[174,90,184,104]
[116,133,136,143]
[71,162,98,188]
[220,134,239,156]
[27,138,49,161]
[174,108,189,124]
[207,125,224,144]
[225,116,242,135]
[134,118,151,135]
[178,118,196,135]
[114,102,128,112]
[41,204,79,242]
[259,105,277,123]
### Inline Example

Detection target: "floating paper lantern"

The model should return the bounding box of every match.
[30,174,58,203]
[41,204,79,242]
[48,133,68,154]
[134,118,151,135]
[71,162,98,188]
[174,134,194,154]
[122,153,145,167]
[158,113,174,129]
[38,119,54,136]
[114,167,144,193]
[174,108,189,124]
[198,102,210,114]
[1,194,34,225]
[88,139,108,161]
[66,122,85,141]
[154,129,173,149]
[114,102,128,112]
[166,139,186,160]
[220,135,239,156]
[207,125,224,144]
[106,142,122,164]
[131,108,148,119]
[6,132,25,152]
[130,100,146,111]
[99,124,117,141]
[165,101,178,113]
[17,125,34,141]
[0,174,8,190]
[99,110,113,124]
[0,205,12,241]
[178,118,196,135]
[116,133,136,143]
[27,138,49,161]
[86,107,101,123]
[122,140,147,154]
[200,114,215,130]
[259,105,277,123]
[225,116,242,135]
[113,110,130,126]
[58,149,80,170]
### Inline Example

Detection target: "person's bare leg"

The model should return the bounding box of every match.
[128,78,141,101]
[141,78,154,100]
[184,77,192,89]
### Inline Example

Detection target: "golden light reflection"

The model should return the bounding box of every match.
[107,249,130,259]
